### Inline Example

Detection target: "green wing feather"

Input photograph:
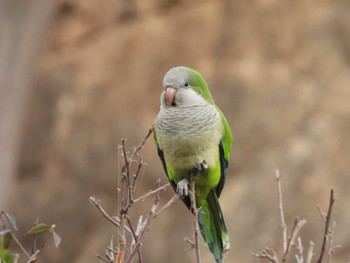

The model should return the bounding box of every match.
[198,109,232,263]
[216,107,233,197]
[197,188,230,263]
[218,107,233,162]
[153,127,174,187]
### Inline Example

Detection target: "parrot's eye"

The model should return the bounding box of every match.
[184,82,189,87]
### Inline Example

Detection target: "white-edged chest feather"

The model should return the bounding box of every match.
[155,103,223,170]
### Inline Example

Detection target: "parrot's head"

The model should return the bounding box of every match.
[160,66,215,108]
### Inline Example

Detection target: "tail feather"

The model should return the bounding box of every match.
[197,189,230,263]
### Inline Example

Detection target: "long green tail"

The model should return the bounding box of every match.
[197,189,230,263]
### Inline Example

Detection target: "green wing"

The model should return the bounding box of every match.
[153,127,177,186]
[215,108,233,197]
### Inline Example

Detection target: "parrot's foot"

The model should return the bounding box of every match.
[195,160,208,171]
[177,178,189,198]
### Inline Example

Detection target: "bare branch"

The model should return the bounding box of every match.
[103,242,116,263]
[96,254,110,263]
[124,182,161,263]
[189,167,201,263]
[133,182,170,203]
[282,217,307,261]
[306,241,315,263]
[295,237,304,263]
[131,158,145,191]
[118,215,126,262]
[252,247,280,263]
[253,171,339,263]
[121,139,132,212]
[130,127,154,160]
[316,206,327,224]
[89,196,121,228]
[184,237,196,250]
[124,214,143,263]
[327,221,342,263]
[154,193,179,217]
[275,169,287,254]
[316,189,336,263]
[290,219,307,246]
[133,216,146,245]
[27,250,40,263]
[93,130,179,263]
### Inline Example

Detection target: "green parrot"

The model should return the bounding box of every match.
[154,66,233,263]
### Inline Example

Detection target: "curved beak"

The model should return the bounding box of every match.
[165,87,176,106]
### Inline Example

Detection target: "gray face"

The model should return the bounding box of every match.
[162,67,189,90]
[160,67,207,108]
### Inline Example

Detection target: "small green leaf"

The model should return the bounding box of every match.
[52,231,61,248]
[27,223,50,236]
[0,243,14,263]
[1,253,14,263]
[4,213,17,231]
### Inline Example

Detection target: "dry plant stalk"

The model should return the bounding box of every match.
[253,170,338,263]
[316,189,337,263]
[275,170,287,254]
[189,168,202,263]
[90,127,203,263]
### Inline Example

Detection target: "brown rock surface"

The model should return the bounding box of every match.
[2,0,350,262]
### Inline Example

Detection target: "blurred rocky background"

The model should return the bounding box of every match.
[1,0,350,262]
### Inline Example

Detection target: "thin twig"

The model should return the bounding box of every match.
[327,221,342,263]
[316,189,336,263]
[96,254,110,263]
[290,218,307,247]
[89,196,121,228]
[27,250,40,263]
[118,215,126,263]
[105,236,116,262]
[124,215,138,244]
[184,237,196,249]
[124,181,161,263]
[31,218,39,255]
[306,241,315,263]
[316,206,327,223]
[282,217,307,262]
[282,218,297,261]
[131,158,144,192]
[154,193,179,217]
[189,168,201,263]
[130,127,154,160]
[0,213,31,259]
[121,139,132,212]
[134,183,170,203]
[275,169,287,255]
[295,237,304,263]
[12,232,32,259]
[124,214,143,263]
[252,247,280,263]
[133,216,145,248]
